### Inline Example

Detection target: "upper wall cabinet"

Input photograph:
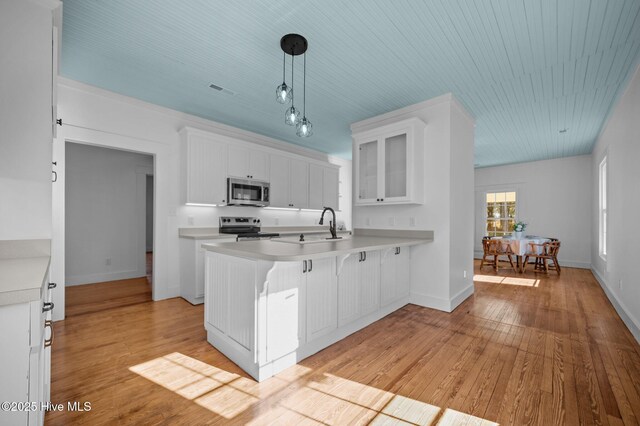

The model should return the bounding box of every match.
[269,154,309,209]
[180,129,228,205]
[228,146,269,181]
[309,164,339,210]
[353,117,425,206]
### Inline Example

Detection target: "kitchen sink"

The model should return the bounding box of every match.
[271,234,351,245]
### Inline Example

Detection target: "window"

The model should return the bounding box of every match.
[485,192,516,237]
[599,156,607,260]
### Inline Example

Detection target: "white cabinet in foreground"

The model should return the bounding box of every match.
[204,247,412,382]
[380,246,411,306]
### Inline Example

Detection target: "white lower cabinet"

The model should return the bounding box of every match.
[180,237,236,305]
[204,246,412,382]
[380,247,411,306]
[305,258,337,342]
[0,276,53,426]
[337,250,380,326]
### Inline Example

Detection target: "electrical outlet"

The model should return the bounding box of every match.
[409,217,416,227]
[275,217,279,225]
[106,257,111,266]
[388,217,395,226]
[365,217,371,226]
[187,216,194,225]
[463,270,467,278]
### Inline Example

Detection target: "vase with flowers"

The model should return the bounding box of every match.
[513,221,527,239]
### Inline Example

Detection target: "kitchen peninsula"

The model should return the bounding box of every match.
[202,229,433,381]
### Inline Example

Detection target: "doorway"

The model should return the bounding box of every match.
[64,143,154,317]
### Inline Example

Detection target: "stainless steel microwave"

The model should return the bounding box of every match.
[227,178,270,207]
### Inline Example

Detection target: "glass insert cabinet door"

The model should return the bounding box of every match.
[357,139,378,201]
[384,133,407,198]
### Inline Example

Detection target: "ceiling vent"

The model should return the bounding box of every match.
[208,83,236,96]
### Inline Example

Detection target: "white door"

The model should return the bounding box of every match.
[227,146,249,178]
[337,253,360,327]
[355,139,379,204]
[308,163,324,210]
[396,247,411,298]
[380,248,396,306]
[269,154,290,207]
[359,250,380,316]
[266,261,304,361]
[323,167,339,210]
[306,258,337,342]
[249,150,269,181]
[289,160,309,208]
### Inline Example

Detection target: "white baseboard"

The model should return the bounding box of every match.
[411,284,474,313]
[450,284,474,311]
[410,292,452,312]
[592,267,640,344]
[66,269,145,286]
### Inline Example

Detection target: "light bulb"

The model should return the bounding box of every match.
[285,106,299,125]
[296,117,313,137]
[276,83,292,104]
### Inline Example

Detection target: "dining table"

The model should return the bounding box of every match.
[500,235,550,272]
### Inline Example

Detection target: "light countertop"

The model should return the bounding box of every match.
[202,230,433,261]
[0,239,51,306]
[179,226,351,240]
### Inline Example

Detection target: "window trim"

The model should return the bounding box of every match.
[599,155,608,261]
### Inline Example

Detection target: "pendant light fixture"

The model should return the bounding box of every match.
[275,51,291,104]
[277,34,312,136]
[296,52,313,137]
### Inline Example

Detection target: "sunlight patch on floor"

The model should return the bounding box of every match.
[130,353,498,424]
[474,274,540,287]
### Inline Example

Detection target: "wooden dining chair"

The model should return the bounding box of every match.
[522,240,561,274]
[479,237,496,270]
[482,238,516,272]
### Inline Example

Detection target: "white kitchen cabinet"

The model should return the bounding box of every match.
[337,250,380,326]
[204,254,255,354]
[269,154,310,208]
[268,154,290,207]
[266,261,306,361]
[380,246,411,307]
[180,237,236,305]
[353,117,425,205]
[305,258,337,342]
[181,129,228,205]
[0,275,53,426]
[228,146,269,181]
[309,164,340,211]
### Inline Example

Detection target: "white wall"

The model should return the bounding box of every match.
[474,155,592,268]
[352,94,475,312]
[52,78,351,318]
[65,143,153,285]
[591,64,640,343]
[0,0,54,240]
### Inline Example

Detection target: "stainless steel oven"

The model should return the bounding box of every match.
[227,178,270,207]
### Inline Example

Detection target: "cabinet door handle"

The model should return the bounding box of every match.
[44,320,54,347]
[308,259,312,272]
[303,260,307,273]
[48,282,57,289]
[42,302,54,313]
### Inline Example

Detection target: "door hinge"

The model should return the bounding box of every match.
[56,118,62,126]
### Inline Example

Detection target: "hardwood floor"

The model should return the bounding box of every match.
[48,262,640,425]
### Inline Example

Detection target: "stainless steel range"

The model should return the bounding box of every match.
[219,216,280,240]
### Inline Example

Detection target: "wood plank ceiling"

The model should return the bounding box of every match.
[60,0,640,166]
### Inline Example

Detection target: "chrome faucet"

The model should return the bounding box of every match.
[319,207,340,239]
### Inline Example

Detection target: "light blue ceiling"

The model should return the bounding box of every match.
[60,0,640,166]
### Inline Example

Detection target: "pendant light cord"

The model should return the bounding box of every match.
[303,53,306,116]
[282,51,285,83]
[290,49,295,106]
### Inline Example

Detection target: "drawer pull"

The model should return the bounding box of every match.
[42,302,54,313]
[48,282,57,289]
[44,320,54,347]
[285,293,295,300]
